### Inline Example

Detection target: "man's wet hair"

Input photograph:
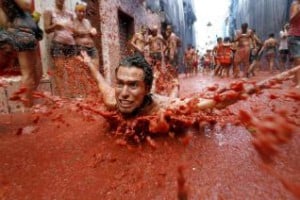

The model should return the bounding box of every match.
[224,37,231,43]
[117,54,153,89]
[241,23,248,33]
[269,33,275,38]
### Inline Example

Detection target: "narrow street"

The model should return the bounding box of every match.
[0,71,299,200]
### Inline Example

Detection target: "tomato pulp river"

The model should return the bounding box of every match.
[0,71,299,199]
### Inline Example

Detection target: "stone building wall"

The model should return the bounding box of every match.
[99,0,160,83]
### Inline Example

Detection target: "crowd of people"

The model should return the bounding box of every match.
[0,0,100,105]
[0,0,299,114]
[186,3,300,89]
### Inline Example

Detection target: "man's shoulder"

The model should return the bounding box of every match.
[83,18,91,24]
[152,94,172,107]
[152,94,170,103]
[140,94,171,115]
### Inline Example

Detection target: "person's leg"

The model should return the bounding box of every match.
[243,48,251,77]
[53,57,67,96]
[232,62,240,78]
[288,36,300,88]
[18,50,38,107]
[269,56,275,73]
[248,59,258,76]
[225,66,230,78]
[279,51,286,71]
[214,60,221,76]
[294,58,300,88]
[233,51,241,78]
[218,65,224,77]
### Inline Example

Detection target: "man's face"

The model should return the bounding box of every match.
[141,27,147,35]
[56,0,65,9]
[152,28,158,36]
[115,66,149,114]
[166,27,172,35]
[75,9,86,20]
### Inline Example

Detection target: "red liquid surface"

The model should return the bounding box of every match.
[0,71,299,199]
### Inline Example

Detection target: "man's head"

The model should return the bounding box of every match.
[224,37,231,43]
[115,54,153,115]
[284,23,289,30]
[151,25,158,36]
[140,25,147,35]
[166,25,172,35]
[269,33,275,38]
[217,37,223,44]
[55,0,65,10]
[75,2,87,20]
[241,23,248,33]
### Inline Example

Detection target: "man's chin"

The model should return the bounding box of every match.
[118,107,134,115]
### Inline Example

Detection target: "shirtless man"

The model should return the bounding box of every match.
[130,25,147,56]
[193,50,200,75]
[184,44,195,76]
[216,37,233,78]
[148,25,165,66]
[213,37,223,76]
[79,51,223,118]
[202,49,213,74]
[233,23,254,78]
[259,33,278,73]
[165,25,180,70]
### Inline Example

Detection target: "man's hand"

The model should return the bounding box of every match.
[90,28,97,36]
[78,50,92,65]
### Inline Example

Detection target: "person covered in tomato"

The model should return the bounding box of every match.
[79,51,221,118]
[78,50,298,140]
[212,37,224,76]
[233,23,255,78]
[202,49,213,74]
[219,37,233,78]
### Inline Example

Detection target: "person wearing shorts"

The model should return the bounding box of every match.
[1,0,42,107]
[44,0,77,96]
[279,24,290,70]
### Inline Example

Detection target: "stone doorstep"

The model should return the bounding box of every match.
[0,76,53,114]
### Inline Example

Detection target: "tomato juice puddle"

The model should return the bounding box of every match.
[1,62,300,198]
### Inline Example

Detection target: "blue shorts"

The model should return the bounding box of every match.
[288,36,300,59]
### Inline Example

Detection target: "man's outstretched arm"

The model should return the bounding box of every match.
[79,51,117,109]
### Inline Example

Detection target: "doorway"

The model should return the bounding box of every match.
[118,10,134,59]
